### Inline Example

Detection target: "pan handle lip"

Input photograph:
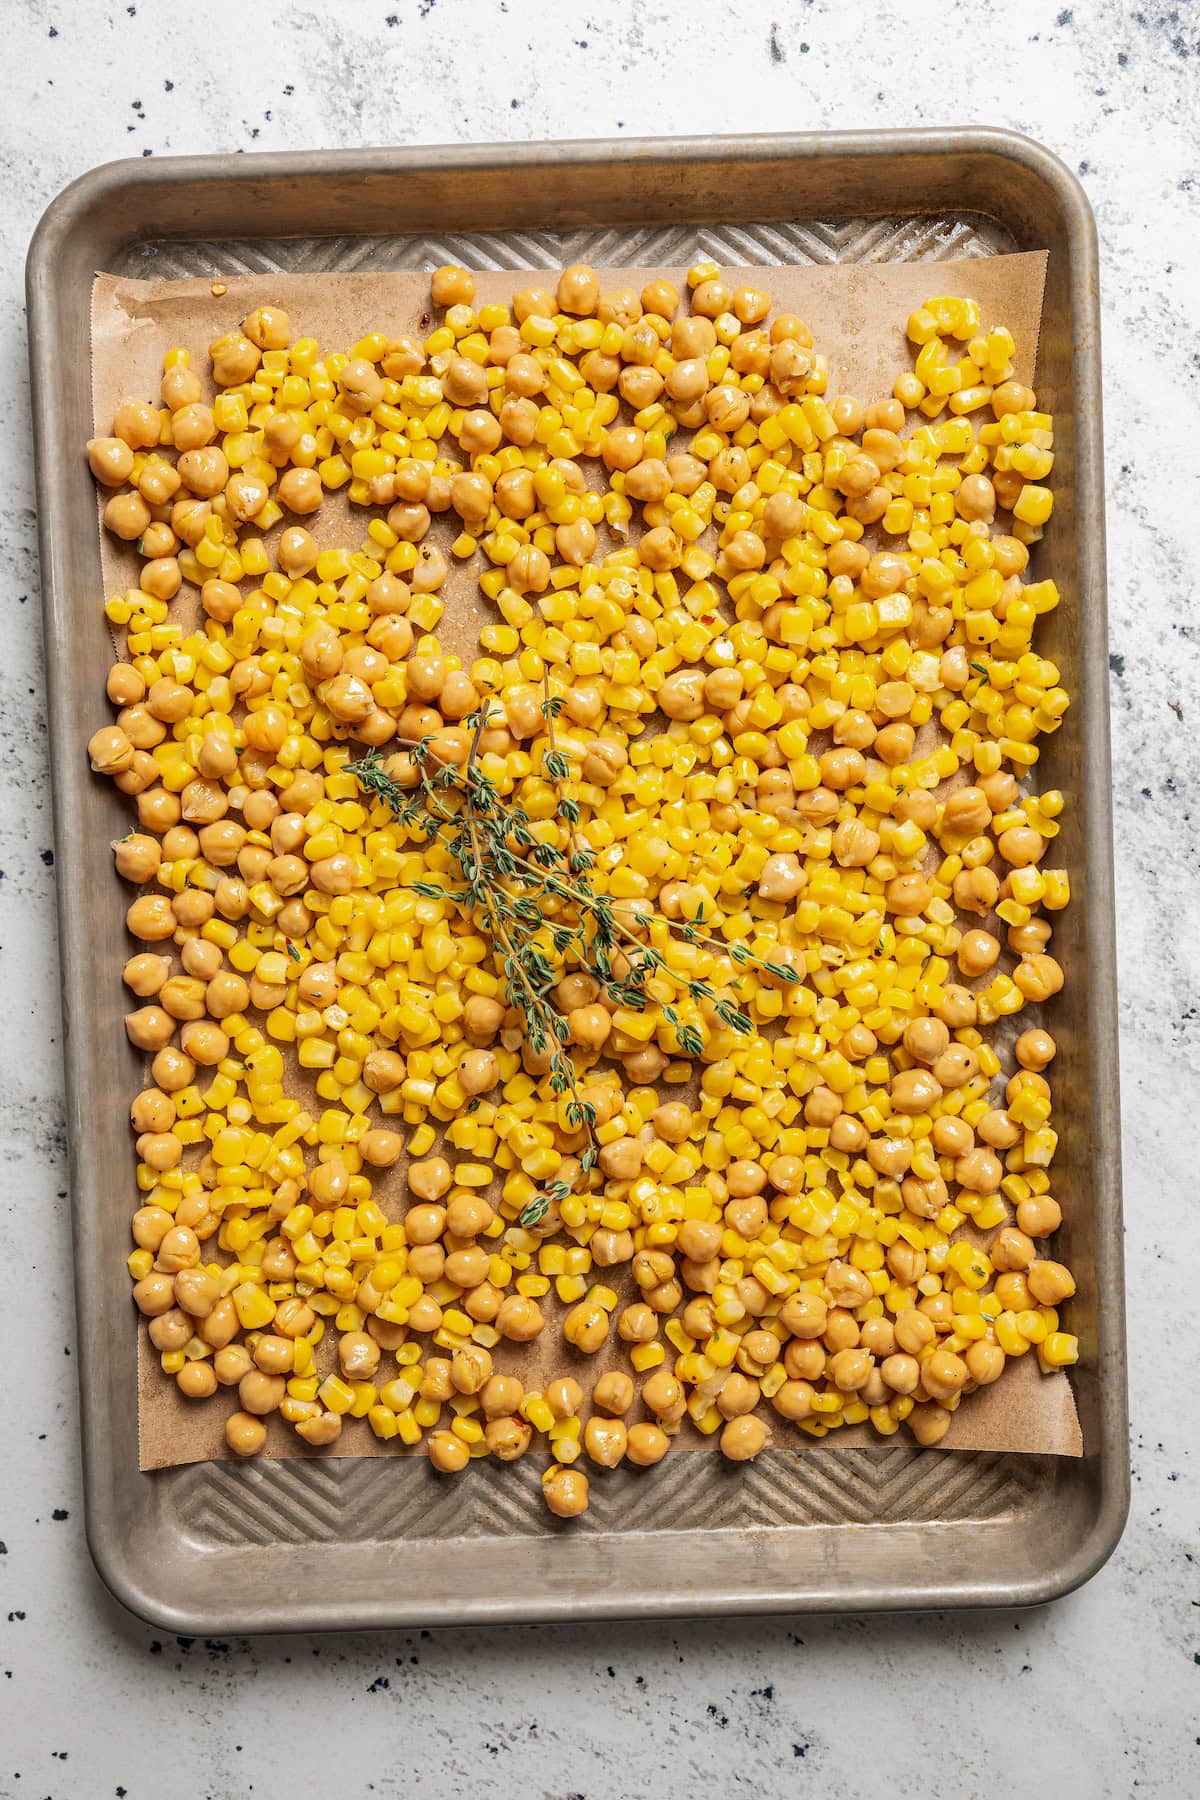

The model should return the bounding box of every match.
[27,125,1098,280]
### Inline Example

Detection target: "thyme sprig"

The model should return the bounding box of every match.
[349,693,798,1229]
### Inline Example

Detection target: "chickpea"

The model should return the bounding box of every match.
[424,1430,468,1474]
[617,1302,658,1345]
[957,929,1001,977]
[932,1045,978,1091]
[111,830,162,884]
[1010,919,1054,957]
[178,1021,228,1067]
[821,812,879,872]
[333,358,383,419]
[876,723,916,766]
[568,1003,612,1050]
[998,826,1045,869]
[441,1194,490,1241]
[757,852,806,901]
[398,1205,443,1253]
[346,1130,397,1178]
[886,1068,941,1116]
[243,1334,294,1382]
[149,1047,193,1096]
[988,1227,1034,1274]
[138,540,183,589]
[720,1415,769,1462]
[88,723,137,777]
[632,1369,683,1427]
[167,1358,216,1402]
[426,264,475,311]
[175,446,228,499]
[895,790,938,831]
[829,1347,874,1392]
[1028,1259,1076,1306]
[235,1368,284,1417]
[919,1291,955,1331]
[772,1291,825,1342]
[615,1422,667,1472]
[444,1345,490,1398]
[894,1014,946,1070]
[276,467,322,514]
[894,1309,935,1354]
[885,872,932,918]
[87,434,138,489]
[496,1294,544,1341]
[726,1152,766,1195]
[995,1272,1033,1312]
[922,1349,969,1402]
[769,338,812,396]
[826,1115,866,1162]
[132,1271,176,1317]
[132,1195,174,1252]
[865,1136,910,1179]
[991,380,1037,418]
[953,867,1000,915]
[168,1263,217,1317]
[590,1228,634,1270]
[123,1004,174,1053]
[450,1405,509,1462]
[1018,1194,1063,1238]
[290,1410,340,1448]
[204,1339,248,1375]
[543,1467,589,1517]
[617,364,664,411]
[758,1155,799,1201]
[1015,953,1065,1002]
[575,737,626,790]
[205,326,260,384]
[936,983,978,1029]
[1016,1027,1057,1072]
[580,1415,626,1468]
[908,1403,951,1447]
[976,1108,1020,1150]
[564,1303,611,1353]
[169,405,217,459]
[588,1371,634,1420]
[330,1330,379,1383]
[879,1344,921,1391]
[926,1117,970,1163]
[467,1375,520,1426]
[225,1411,268,1457]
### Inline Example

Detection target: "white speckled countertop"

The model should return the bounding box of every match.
[1,1,1197,1794]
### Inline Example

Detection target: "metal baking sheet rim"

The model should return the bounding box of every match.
[26,128,1129,1633]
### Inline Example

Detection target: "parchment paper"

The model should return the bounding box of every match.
[90,253,1082,1469]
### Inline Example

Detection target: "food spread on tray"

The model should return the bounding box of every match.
[85,261,1076,1517]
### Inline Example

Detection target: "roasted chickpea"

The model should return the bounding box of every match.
[495,1293,545,1342]
[543,1466,589,1517]
[922,1349,969,1402]
[624,1421,669,1467]
[719,1415,769,1461]
[225,1411,268,1457]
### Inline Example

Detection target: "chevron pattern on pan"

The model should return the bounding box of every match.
[171,1445,1046,1548]
[117,211,1015,283]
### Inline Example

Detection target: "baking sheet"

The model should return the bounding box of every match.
[90,253,1082,1469]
